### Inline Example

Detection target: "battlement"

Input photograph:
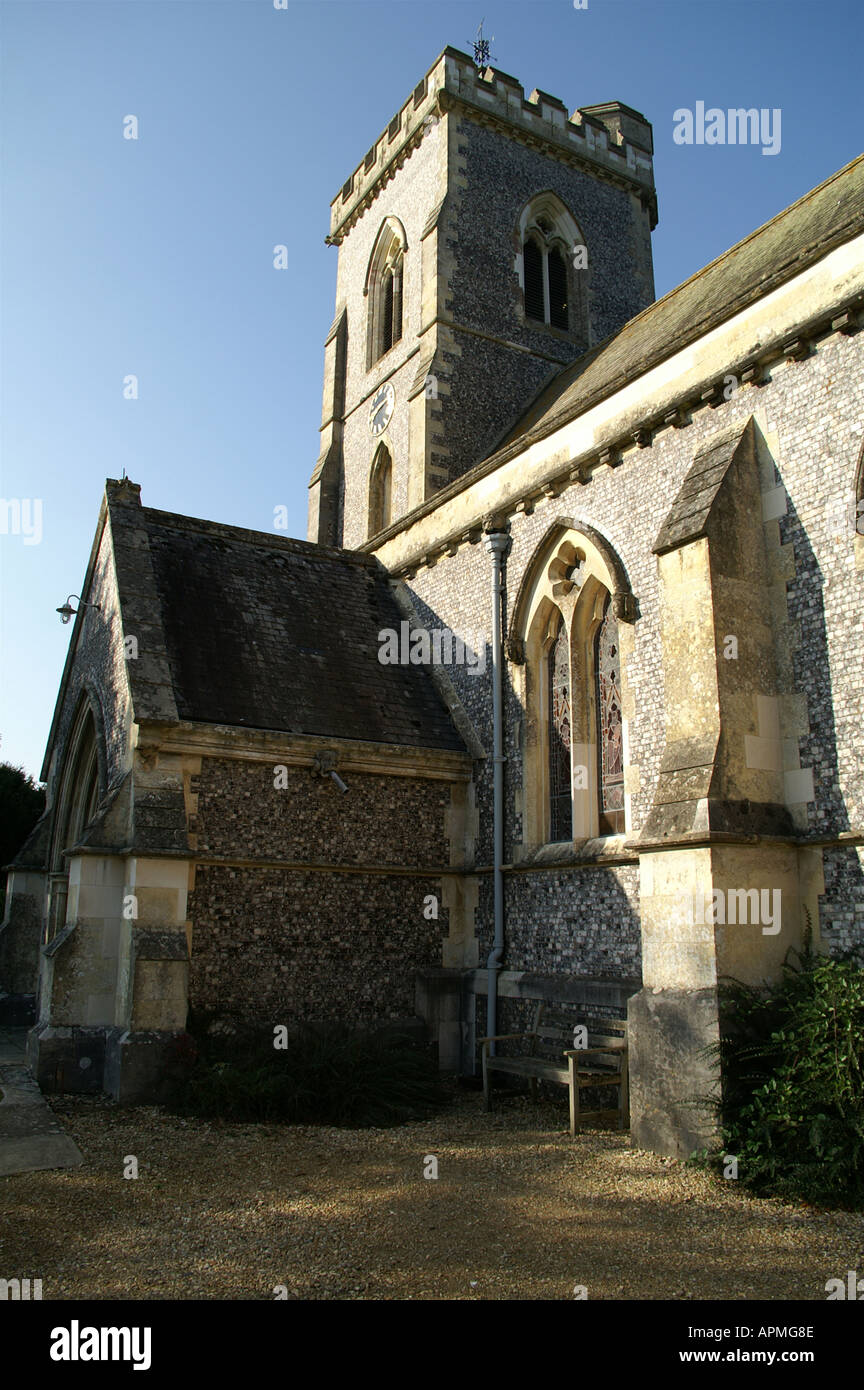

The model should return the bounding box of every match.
[328,46,656,244]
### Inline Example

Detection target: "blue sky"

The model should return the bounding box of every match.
[2,0,862,781]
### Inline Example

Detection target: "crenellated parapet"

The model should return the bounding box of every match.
[328,46,656,246]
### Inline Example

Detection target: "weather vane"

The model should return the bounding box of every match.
[469,20,495,71]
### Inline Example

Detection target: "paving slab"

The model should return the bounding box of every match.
[0,1058,83,1178]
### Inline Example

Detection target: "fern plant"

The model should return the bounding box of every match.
[710,937,864,1207]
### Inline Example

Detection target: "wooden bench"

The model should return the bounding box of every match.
[480,1003,629,1136]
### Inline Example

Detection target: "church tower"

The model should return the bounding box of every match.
[308,47,657,551]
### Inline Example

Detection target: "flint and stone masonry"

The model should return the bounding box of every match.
[2,46,862,1159]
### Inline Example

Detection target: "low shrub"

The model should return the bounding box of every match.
[162,1015,448,1128]
[710,943,864,1207]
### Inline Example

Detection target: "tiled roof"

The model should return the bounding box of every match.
[111,497,466,753]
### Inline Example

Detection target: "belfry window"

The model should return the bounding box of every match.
[517,194,588,343]
[380,256,403,356]
[523,230,570,331]
[366,218,407,368]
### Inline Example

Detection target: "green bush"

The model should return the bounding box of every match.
[712,944,864,1207]
[163,1015,448,1128]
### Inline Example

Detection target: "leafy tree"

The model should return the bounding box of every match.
[0,762,46,893]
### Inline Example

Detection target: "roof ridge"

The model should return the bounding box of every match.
[529,152,864,412]
[138,505,377,567]
[597,152,864,341]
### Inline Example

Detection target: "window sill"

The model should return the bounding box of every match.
[368,338,404,373]
[510,834,634,869]
[522,316,587,348]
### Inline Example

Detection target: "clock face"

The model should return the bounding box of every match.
[369,382,395,437]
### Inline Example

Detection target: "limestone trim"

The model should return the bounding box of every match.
[45,694,109,947]
[437,90,652,204]
[368,439,394,538]
[50,695,104,870]
[514,523,634,850]
[335,345,421,431]
[508,517,637,652]
[420,312,576,364]
[328,95,441,245]
[190,855,471,877]
[328,48,654,245]
[135,722,473,782]
[39,489,145,784]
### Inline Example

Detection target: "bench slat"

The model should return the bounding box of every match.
[482,1001,630,1135]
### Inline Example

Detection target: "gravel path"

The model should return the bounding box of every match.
[2,1085,862,1301]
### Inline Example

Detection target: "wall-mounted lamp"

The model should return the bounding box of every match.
[56,594,101,625]
[311,749,349,794]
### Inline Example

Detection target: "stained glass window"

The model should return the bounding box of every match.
[595,597,624,832]
[548,614,572,841]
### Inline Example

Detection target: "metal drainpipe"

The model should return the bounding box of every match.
[483,521,511,1056]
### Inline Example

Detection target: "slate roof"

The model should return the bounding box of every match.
[489,155,864,458]
[111,492,466,752]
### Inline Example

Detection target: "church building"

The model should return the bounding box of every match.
[2,47,863,1158]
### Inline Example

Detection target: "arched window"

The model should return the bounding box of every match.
[47,699,102,942]
[511,525,634,850]
[548,611,573,841]
[54,708,99,865]
[595,595,624,834]
[380,257,403,356]
[368,443,392,537]
[365,218,407,367]
[517,194,588,343]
